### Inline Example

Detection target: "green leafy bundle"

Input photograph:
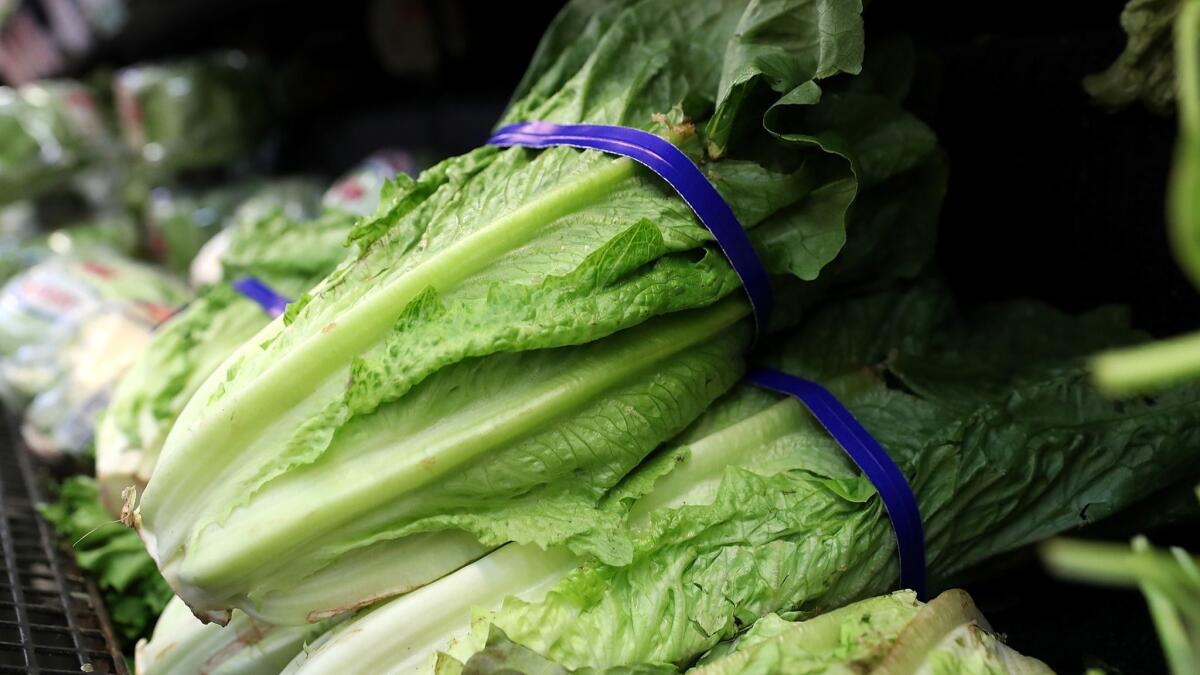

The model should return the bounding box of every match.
[115,52,270,175]
[284,282,1200,673]
[0,81,115,205]
[137,0,944,626]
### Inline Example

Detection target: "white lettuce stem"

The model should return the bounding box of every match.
[1091,329,1200,394]
[283,543,579,675]
[138,597,330,675]
[249,530,491,625]
[627,397,806,524]
[286,395,806,675]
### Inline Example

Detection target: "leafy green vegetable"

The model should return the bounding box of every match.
[219,208,356,281]
[137,0,942,626]
[284,282,1200,673]
[1044,536,1200,675]
[38,476,173,645]
[1086,0,1181,113]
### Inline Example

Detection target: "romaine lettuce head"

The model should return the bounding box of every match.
[283,282,1200,673]
[137,0,943,625]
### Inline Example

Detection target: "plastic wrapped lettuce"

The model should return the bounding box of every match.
[457,590,1051,675]
[0,80,114,205]
[321,150,421,216]
[0,201,40,281]
[136,596,335,675]
[22,307,159,461]
[135,0,948,625]
[0,210,140,305]
[0,253,186,357]
[115,51,269,174]
[283,282,1200,673]
[0,253,189,407]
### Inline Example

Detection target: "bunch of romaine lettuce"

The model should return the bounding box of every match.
[282,281,1200,673]
[135,0,947,626]
[139,588,1047,675]
[145,177,325,275]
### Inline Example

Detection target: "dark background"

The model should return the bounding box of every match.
[40,0,1200,671]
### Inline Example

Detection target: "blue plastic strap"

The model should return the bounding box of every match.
[489,121,773,337]
[488,121,926,597]
[747,368,927,598]
[231,276,290,318]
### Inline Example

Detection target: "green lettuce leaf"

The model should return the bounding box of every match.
[38,477,173,645]
[95,283,288,515]
[455,590,1051,675]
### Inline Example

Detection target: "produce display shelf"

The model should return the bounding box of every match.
[0,418,128,675]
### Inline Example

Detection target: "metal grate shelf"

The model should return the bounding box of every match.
[0,418,128,675]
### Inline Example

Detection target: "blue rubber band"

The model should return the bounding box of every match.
[489,121,773,338]
[487,121,926,598]
[747,368,926,598]
[231,276,290,318]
